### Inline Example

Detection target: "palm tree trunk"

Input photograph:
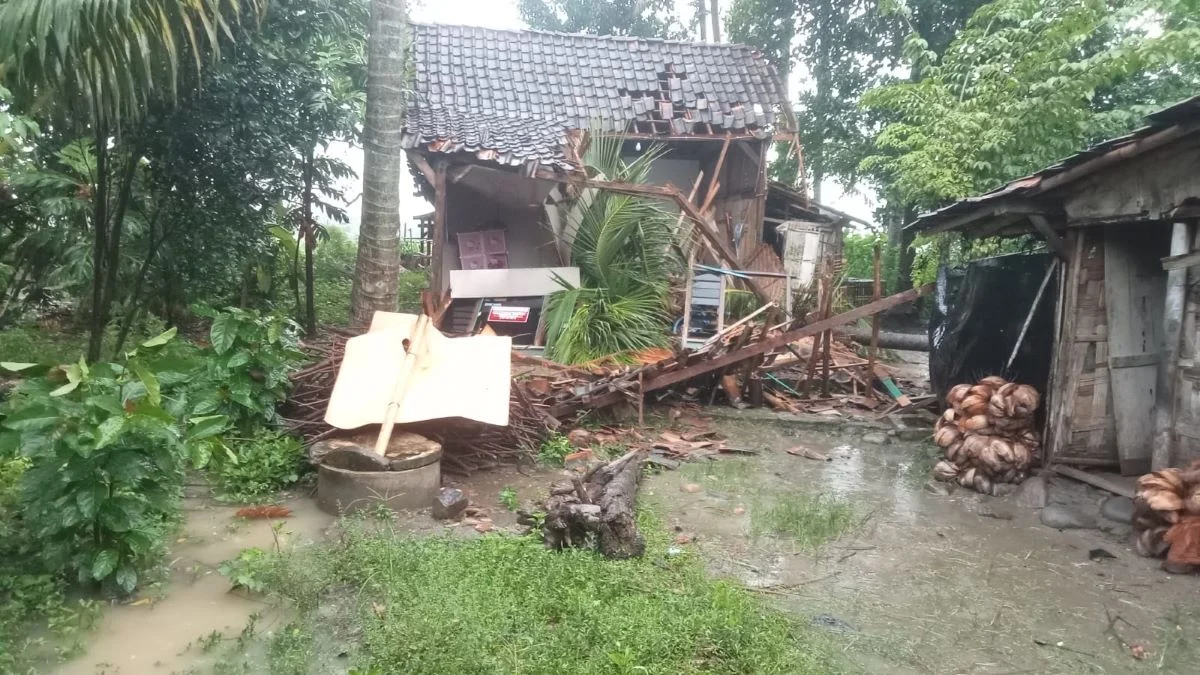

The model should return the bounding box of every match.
[302,146,317,334]
[351,0,409,328]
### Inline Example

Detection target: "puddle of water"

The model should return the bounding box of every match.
[55,464,561,675]
[55,494,334,675]
[648,419,1200,675]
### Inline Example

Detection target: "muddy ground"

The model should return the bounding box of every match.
[58,416,1199,675]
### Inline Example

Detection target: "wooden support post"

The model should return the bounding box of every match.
[866,243,882,398]
[715,273,727,336]
[637,370,645,428]
[430,162,448,310]
[1153,222,1192,470]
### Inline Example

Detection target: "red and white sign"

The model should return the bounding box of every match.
[487,306,531,323]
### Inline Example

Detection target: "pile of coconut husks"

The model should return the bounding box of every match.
[930,376,1041,495]
[1134,462,1200,572]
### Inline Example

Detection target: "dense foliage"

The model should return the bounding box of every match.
[0,331,191,594]
[0,0,367,350]
[862,0,1200,211]
[543,136,680,364]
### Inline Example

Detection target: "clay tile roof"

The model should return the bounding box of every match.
[404,22,790,170]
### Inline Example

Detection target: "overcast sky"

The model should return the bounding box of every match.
[328,0,876,235]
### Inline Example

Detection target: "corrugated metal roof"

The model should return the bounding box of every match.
[907,94,1200,232]
[404,23,789,170]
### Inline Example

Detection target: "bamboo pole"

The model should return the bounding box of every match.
[373,314,432,455]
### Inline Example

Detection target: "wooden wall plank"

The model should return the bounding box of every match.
[1103,226,1168,474]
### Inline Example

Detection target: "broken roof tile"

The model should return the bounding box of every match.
[405,23,788,169]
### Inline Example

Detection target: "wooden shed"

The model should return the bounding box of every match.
[908,96,1200,474]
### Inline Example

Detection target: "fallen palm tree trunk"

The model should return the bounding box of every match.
[842,327,930,351]
[541,449,647,559]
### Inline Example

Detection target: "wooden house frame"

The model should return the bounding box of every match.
[908,96,1200,474]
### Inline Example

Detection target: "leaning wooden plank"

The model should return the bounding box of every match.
[552,283,934,416]
[1051,465,1136,499]
[1161,250,1200,271]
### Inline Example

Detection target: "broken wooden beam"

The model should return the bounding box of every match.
[551,283,934,416]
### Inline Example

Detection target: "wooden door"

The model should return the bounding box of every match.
[1104,228,1168,475]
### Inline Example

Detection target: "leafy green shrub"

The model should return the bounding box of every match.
[536,433,573,466]
[397,269,428,314]
[0,330,188,594]
[190,307,307,431]
[312,227,358,326]
[498,486,518,511]
[214,430,305,502]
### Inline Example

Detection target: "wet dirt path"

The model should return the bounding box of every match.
[55,465,555,675]
[643,418,1200,674]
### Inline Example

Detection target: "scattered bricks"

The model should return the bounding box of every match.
[432,487,469,520]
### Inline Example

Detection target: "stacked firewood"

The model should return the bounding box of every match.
[931,376,1041,495]
[1134,463,1200,570]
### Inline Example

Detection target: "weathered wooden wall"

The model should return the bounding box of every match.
[1048,228,1120,467]
[1172,226,1200,465]
[1062,137,1200,224]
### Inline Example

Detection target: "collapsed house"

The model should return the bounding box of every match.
[908,95,1200,475]
[400,23,849,343]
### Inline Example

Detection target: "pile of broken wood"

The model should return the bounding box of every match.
[284,283,933,474]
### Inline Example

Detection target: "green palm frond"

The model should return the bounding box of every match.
[0,0,266,126]
[544,131,681,364]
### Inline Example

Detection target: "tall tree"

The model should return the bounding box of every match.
[518,0,683,38]
[861,0,1200,285]
[0,0,263,360]
[350,0,409,327]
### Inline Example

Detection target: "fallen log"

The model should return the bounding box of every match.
[843,327,930,352]
[542,449,647,559]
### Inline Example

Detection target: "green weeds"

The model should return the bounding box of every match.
[752,492,857,551]
[498,486,519,511]
[536,432,573,466]
[213,430,306,503]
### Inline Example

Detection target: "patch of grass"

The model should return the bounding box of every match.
[233,512,847,674]
[751,492,857,551]
[0,326,90,365]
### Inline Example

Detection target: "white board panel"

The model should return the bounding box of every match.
[449,267,581,299]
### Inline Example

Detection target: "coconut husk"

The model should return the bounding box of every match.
[961,395,989,416]
[947,384,972,407]
[1164,516,1200,566]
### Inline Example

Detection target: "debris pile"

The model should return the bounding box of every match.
[1133,462,1200,571]
[285,334,556,474]
[931,376,1041,495]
